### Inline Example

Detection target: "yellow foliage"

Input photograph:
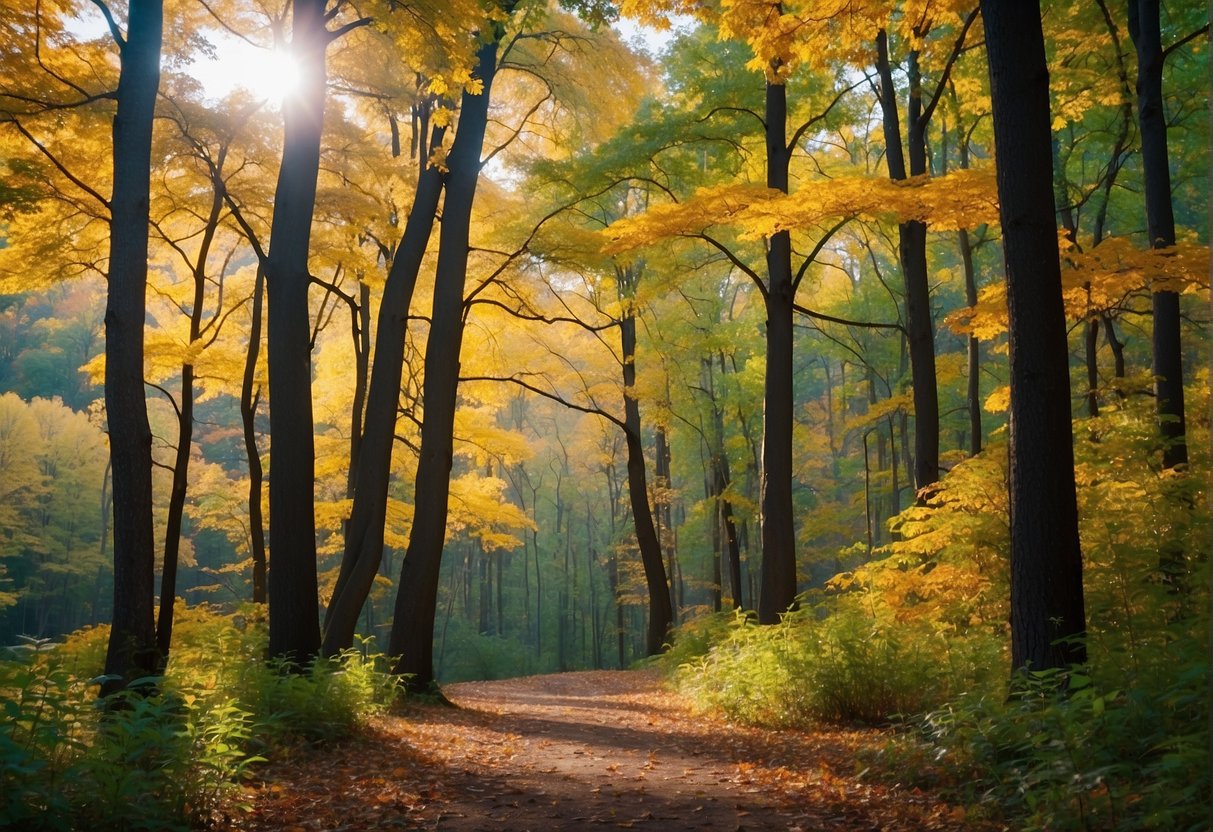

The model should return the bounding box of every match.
[602,169,999,254]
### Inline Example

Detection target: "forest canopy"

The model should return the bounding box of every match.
[0,0,1208,827]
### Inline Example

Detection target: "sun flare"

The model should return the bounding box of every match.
[190,40,302,104]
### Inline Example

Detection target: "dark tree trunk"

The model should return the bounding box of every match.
[345,281,371,503]
[620,308,673,655]
[982,0,1087,673]
[757,78,798,624]
[101,0,163,697]
[958,227,982,454]
[1129,0,1188,469]
[708,355,744,609]
[241,267,267,604]
[876,33,939,495]
[1085,317,1101,419]
[322,125,445,656]
[654,422,678,619]
[265,0,327,664]
[157,175,225,661]
[388,33,504,690]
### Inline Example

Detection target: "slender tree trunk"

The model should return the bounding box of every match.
[102,0,163,697]
[1129,0,1188,469]
[620,310,673,654]
[264,0,327,664]
[388,33,504,690]
[654,423,678,620]
[982,0,1087,673]
[322,124,445,655]
[758,77,797,624]
[345,281,371,503]
[240,268,267,604]
[876,33,939,495]
[157,174,225,662]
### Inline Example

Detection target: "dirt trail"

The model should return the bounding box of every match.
[234,670,985,831]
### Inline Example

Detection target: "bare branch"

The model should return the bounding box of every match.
[90,0,125,48]
[462,373,626,430]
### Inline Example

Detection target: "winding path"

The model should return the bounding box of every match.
[234,670,987,831]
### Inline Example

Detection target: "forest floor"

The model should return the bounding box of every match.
[223,670,996,831]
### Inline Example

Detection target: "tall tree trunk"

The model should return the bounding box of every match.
[265,0,328,664]
[619,307,673,655]
[157,175,225,661]
[388,32,504,690]
[1129,0,1188,469]
[240,267,267,604]
[102,0,163,697]
[322,124,445,656]
[876,33,939,496]
[982,0,1087,673]
[757,77,798,624]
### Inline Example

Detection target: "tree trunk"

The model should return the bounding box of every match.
[157,178,224,662]
[876,33,939,495]
[240,267,267,604]
[620,308,673,655]
[757,77,798,624]
[388,33,504,691]
[959,229,983,454]
[322,124,445,655]
[1129,0,1188,469]
[982,0,1087,673]
[101,0,163,697]
[264,0,327,665]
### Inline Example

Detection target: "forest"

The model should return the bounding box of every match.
[0,0,1208,829]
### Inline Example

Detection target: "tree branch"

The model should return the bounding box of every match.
[6,118,111,211]
[920,7,981,127]
[462,374,626,430]
[792,217,850,292]
[90,0,125,48]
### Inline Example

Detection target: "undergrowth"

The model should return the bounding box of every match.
[0,603,401,830]
[663,403,1211,830]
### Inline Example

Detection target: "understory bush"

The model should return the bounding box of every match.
[0,603,402,830]
[671,604,1001,726]
[667,402,1210,830]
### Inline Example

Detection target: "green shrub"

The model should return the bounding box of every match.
[911,643,1209,832]
[236,642,402,744]
[674,603,1000,726]
[0,604,402,829]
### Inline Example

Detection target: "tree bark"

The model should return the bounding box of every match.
[101,0,163,697]
[982,0,1087,673]
[388,32,504,690]
[876,32,939,495]
[1129,0,1188,469]
[757,77,798,624]
[619,306,673,655]
[240,267,267,604]
[322,123,445,656]
[265,0,327,664]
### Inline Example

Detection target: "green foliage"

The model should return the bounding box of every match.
[909,637,1209,832]
[672,602,1001,726]
[435,617,536,684]
[0,604,402,829]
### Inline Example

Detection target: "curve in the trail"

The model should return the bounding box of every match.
[236,670,985,831]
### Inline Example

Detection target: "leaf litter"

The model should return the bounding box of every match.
[219,670,1000,830]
